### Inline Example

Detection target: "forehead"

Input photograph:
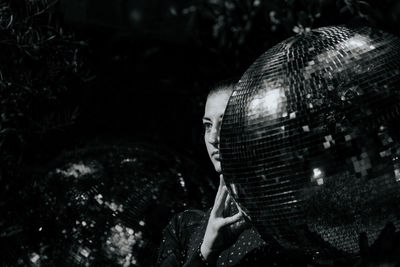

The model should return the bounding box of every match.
[204,90,231,118]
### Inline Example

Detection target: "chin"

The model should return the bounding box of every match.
[214,163,222,174]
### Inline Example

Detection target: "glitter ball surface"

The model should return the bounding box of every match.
[220,26,400,262]
[35,144,214,266]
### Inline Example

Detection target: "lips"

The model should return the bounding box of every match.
[212,151,220,160]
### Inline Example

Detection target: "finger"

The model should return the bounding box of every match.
[224,192,231,211]
[214,186,228,217]
[222,209,243,226]
[213,176,224,207]
[211,178,225,217]
[231,209,250,233]
[233,201,249,223]
[232,198,240,212]
[234,218,250,233]
[223,192,229,218]
[220,174,226,186]
[217,175,224,197]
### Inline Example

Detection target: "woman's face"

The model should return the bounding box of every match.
[202,89,231,173]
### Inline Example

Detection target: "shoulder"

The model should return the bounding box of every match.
[157,209,209,265]
[163,209,208,243]
[161,209,208,251]
[168,209,206,229]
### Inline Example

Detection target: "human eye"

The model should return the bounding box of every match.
[202,121,212,133]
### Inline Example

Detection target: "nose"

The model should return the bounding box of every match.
[207,124,220,146]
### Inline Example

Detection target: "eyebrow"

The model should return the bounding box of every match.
[202,115,224,121]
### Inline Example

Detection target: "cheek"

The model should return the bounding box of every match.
[205,141,212,155]
[204,133,211,145]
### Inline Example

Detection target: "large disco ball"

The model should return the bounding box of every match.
[220,26,400,262]
[4,143,214,266]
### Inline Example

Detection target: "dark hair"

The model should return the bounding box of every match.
[207,77,239,99]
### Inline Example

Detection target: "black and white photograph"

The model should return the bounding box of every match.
[1,0,400,266]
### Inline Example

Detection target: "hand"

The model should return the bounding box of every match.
[354,222,400,267]
[200,175,249,263]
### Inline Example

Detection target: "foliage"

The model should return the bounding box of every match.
[0,0,91,264]
[192,0,400,67]
[0,0,91,172]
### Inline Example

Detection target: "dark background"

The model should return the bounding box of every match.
[1,0,400,266]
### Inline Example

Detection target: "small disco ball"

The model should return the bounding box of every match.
[220,26,400,262]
